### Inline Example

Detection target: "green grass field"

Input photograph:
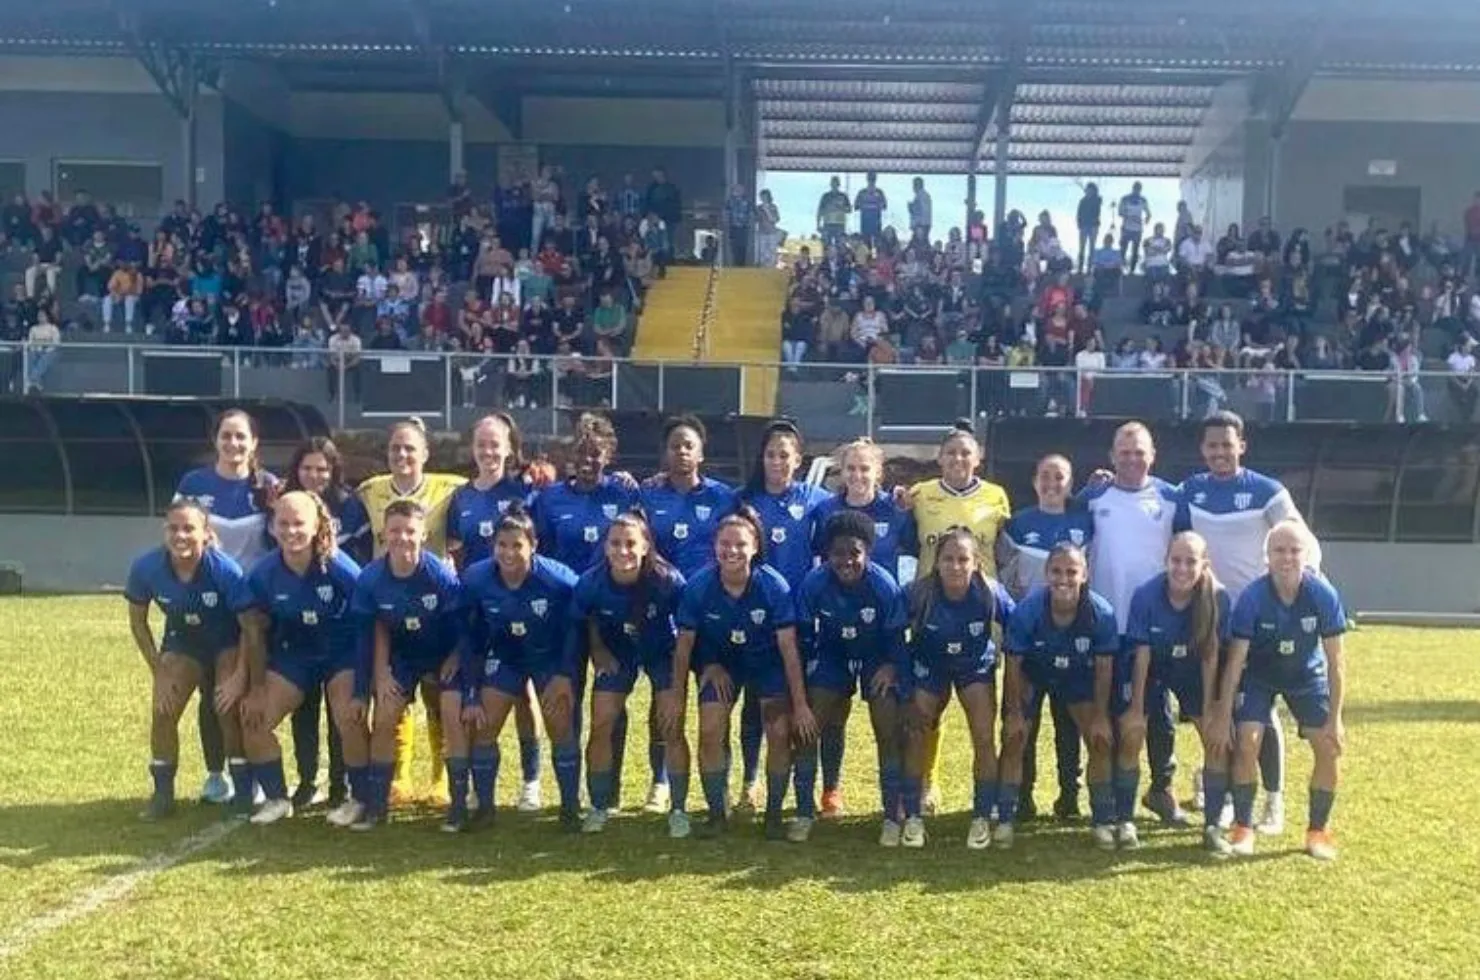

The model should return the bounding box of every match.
[3,596,1479,979]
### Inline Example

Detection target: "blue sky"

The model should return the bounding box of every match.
[757,171,1182,244]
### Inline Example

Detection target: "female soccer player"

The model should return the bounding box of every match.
[125,499,256,820]
[901,420,1012,814]
[641,416,737,578]
[999,453,1094,821]
[808,437,911,815]
[349,499,465,830]
[1214,520,1347,861]
[1000,543,1124,850]
[281,437,357,808]
[897,528,1015,850]
[793,511,908,845]
[1125,531,1235,854]
[447,505,582,832]
[664,507,817,840]
[445,413,545,812]
[175,409,279,805]
[238,492,366,827]
[568,511,686,834]
[737,420,829,815]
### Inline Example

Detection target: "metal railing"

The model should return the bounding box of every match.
[1,340,1468,437]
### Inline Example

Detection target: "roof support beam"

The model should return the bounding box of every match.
[1254,6,1330,139]
[403,0,465,122]
[117,7,196,120]
[972,0,1032,169]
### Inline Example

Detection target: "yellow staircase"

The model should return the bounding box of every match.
[631,267,712,360]
[708,268,790,416]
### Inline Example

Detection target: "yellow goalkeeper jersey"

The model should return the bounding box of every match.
[355,472,467,558]
[908,477,1012,578]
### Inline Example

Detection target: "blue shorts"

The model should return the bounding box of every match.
[482,656,572,699]
[388,655,456,701]
[907,652,996,699]
[1149,657,1206,719]
[1235,675,1330,732]
[268,651,354,695]
[592,652,674,696]
[806,653,900,702]
[1022,659,1128,715]
[697,656,786,704]
[161,630,236,665]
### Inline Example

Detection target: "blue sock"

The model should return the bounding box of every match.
[519,737,541,785]
[368,761,394,815]
[149,759,177,801]
[740,699,763,786]
[1202,770,1229,829]
[1308,787,1335,832]
[670,769,690,813]
[648,740,668,787]
[820,724,846,793]
[1231,782,1257,828]
[765,770,788,818]
[1112,766,1140,823]
[973,778,995,819]
[1088,781,1114,825]
[255,757,288,802]
[610,710,628,803]
[553,742,581,817]
[1259,720,1285,793]
[588,769,614,813]
[446,756,470,820]
[793,743,819,818]
[901,776,923,819]
[997,783,1020,826]
[347,765,368,805]
[701,769,728,818]
[879,761,901,819]
[227,758,254,803]
[471,744,500,812]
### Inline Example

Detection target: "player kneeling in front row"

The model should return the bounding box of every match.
[239,492,368,827]
[1000,544,1128,850]
[1213,520,1347,861]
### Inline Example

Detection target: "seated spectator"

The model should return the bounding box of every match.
[1176,224,1214,290]
[913,333,943,365]
[1141,280,1176,329]
[24,309,60,393]
[366,315,403,351]
[506,338,544,409]
[1068,301,1102,353]
[218,301,251,348]
[1193,343,1231,418]
[850,295,889,355]
[816,295,850,362]
[780,295,815,369]
[1139,335,1170,370]
[591,291,629,353]
[1089,233,1123,294]
[1282,227,1312,275]
[1173,283,1210,330]
[327,319,362,402]
[488,291,522,353]
[405,320,448,352]
[1447,335,1478,422]
[866,335,898,368]
[552,341,586,407]
[26,226,62,299]
[1216,223,1258,296]
[551,293,586,352]
[1074,335,1106,416]
[1306,334,1341,371]
[1207,303,1241,353]
[284,265,313,319]
[1247,217,1281,267]
[1143,222,1173,284]
[945,328,975,366]
[1037,272,1075,320]
[522,293,553,354]
[1354,335,1391,373]
[1247,279,1282,343]
[1283,273,1315,335]
[898,281,935,349]
[389,255,419,305]
[289,315,324,369]
[319,258,356,317]
[377,283,412,339]
[936,270,973,335]
[1109,337,1139,369]
[103,263,143,334]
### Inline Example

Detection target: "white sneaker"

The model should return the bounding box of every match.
[901,816,927,848]
[1203,826,1232,857]
[1091,824,1117,850]
[1191,767,1206,811]
[326,800,364,828]
[921,784,941,816]
[1118,821,1142,851]
[249,798,293,826]
[1218,801,1235,830]
[786,817,814,843]
[1256,792,1285,836]
[517,780,542,812]
[253,783,267,806]
[992,822,1015,849]
[582,809,609,834]
[200,772,232,804]
[878,819,902,848]
[966,817,993,850]
[667,810,691,839]
[644,782,670,814]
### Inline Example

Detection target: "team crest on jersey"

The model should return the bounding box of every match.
[1141,500,1163,520]
[201,591,218,608]
[624,622,639,636]
[968,621,985,637]
[583,525,599,543]
[946,641,962,656]
[1074,636,1091,654]
[673,523,689,540]
[404,616,421,631]
[479,520,495,538]
[913,660,930,679]
[602,503,618,519]
[421,594,438,611]
[1171,643,1188,659]
[1233,492,1253,510]
[317,584,335,603]
[1279,639,1295,655]
[729,629,747,645]
[771,527,786,544]
[511,621,527,637]
[184,613,201,626]
[1300,616,1317,633]
[787,503,805,520]
[695,505,712,521]
[647,602,658,619]
[750,608,767,625]
[1068,528,1085,545]
[874,522,890,539]
[531,598,549,617]
[302,610,319,626]
[860,606,876,624]
[496,499,511,515]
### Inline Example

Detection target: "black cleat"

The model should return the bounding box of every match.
[1053,794,1082,823]
[762,812,786,841]
[291,781,320,810]
[140,795,176,822]
[695,813,729,839]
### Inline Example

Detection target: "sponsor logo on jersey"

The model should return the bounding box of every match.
[1024,531,1041,545]
[1193,492,1207,505]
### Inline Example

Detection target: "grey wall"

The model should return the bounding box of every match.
[0,91,224,211]
[1,516,162,593]
[221,99,284,210]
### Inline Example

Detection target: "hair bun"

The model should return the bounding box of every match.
[951,418,974,433]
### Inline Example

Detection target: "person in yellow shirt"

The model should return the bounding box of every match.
[901,420,1011,814]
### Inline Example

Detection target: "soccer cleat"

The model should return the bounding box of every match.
[644,782,671,814]
[878,820,903,848]
[1203,826,1232,857]
[1141,790,1191,827]
[200,772,232,805]
[735,781,762,815]
[1256,792,1285,836]
[1117,821,1142,851]
[1091,824,1117,851]
[467,808,495,833]
[762,812,787,841]
[1053,793,1081,823]
[787,816,815,843]
[388,780,417,807]
[695,813,729,839]
[516,780,543,812]
[991,822,1015,850]
[667,810,692,840]
[349,811,382,832]
[820,789,845,820]
[1228,825,1257,857]
[582,809,610,834]
[291,781,320,810]
[326,784,348,811]
[1305,829,1338,862]
[1017,796,1039,823]
[326,800,364,828]
[229,790,256,821]
[249,798,293,826]
[140,795,176,822]
[558,810,583,834]
[900,816,927,848]
[921,784,941,816]
[966,817,993,850]
[441,813,466,834]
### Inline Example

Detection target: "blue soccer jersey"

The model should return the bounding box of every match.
[640,477,737,578]
[462,554,580,695]
[1005,586,1122,707]
[569,560,685,693]
[1177,468,1314,601]
[1124,572,1233,717]
[676,563,796,699]
[906,575,1015,696]
[1001,506,1096,598]
[247,548,362,685]
[533,477,639,572]
[795,561,908,696]
[351,551,465,674]
[446,478,535,567]
[809,490,911,582]
[1230,571,1346,690]
[174,466,277,568]
[125,546,255,659]
[742,480,830,588]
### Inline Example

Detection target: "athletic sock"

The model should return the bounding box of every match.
[669,769,690,813]
[901,777,923,819]
[878,761,902,819]
[445,756,470,820]
[587,769,615,814]
[519,737,541,785]
[255,757,288,802]
[1308,787,1335,832]
[739,699,763,786]
[346,765,369,806]
[1202,770,1230,828]
[701,769,728,818]
[368,760,394,816]
[820,724,846,793]
[1088,781,1114,826]
[972,778,994,819]
[1260,714,1286,794]
[227,757,254,804]
[553,742,581,817]
[765,770,788,819]
[1231,782,1258,828]
[648,740,668,788]
[1112,765,1141,823]
[996,782,1020,826]
[610,709,628,804]
[471,744,500,812]
[149,759,177,801]
[793,742,819,819]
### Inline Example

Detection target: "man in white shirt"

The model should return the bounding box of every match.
[326,320,363,403]
[1177,225,1215,292]
[1447,335,1478,422]
[1117,181,1150,273]
[1142,222,1173,285]
[24,314,61,393]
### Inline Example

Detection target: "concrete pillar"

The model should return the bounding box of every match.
[992,132,1010,229]
[449,119,465,184]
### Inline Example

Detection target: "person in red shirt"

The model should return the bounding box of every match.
[1037,272,1076,319]
[419,286,451,337]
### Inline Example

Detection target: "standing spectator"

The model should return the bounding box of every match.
[1143,222,1173,284]
[1447,335,1478,422]
[908,177,932,245]
[617,173,643,221]
[78,229,114,308]
[724,183,752,266]
[1076,182,1103,274]
[644,167,683,255]
[506,337,543,408]
[1389,335,1427,422]
[755,189,782,269]
[577,176,608,224]
[26,225,62,298]
[531,165,561,251]
[1463,190,1480,281]
[3,192,34,245]
[854,172,888,248]
[327,319,362,402]
[1173,201,1194,247]
[102,261,143,334]
[1118,181,1151,273]
[816,176,850,250]
[24,309,60,393]
[640,211,671,278]
[1074,334,1106,416]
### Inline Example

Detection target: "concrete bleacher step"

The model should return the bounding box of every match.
[631,267,711,360]
[708,267,790,415]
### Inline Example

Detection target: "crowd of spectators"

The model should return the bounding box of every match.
[0,165,688,406]
[776,175,1480,423]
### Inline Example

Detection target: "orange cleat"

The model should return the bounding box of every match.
[820,788,846,820]
[1305,829,1338,862]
